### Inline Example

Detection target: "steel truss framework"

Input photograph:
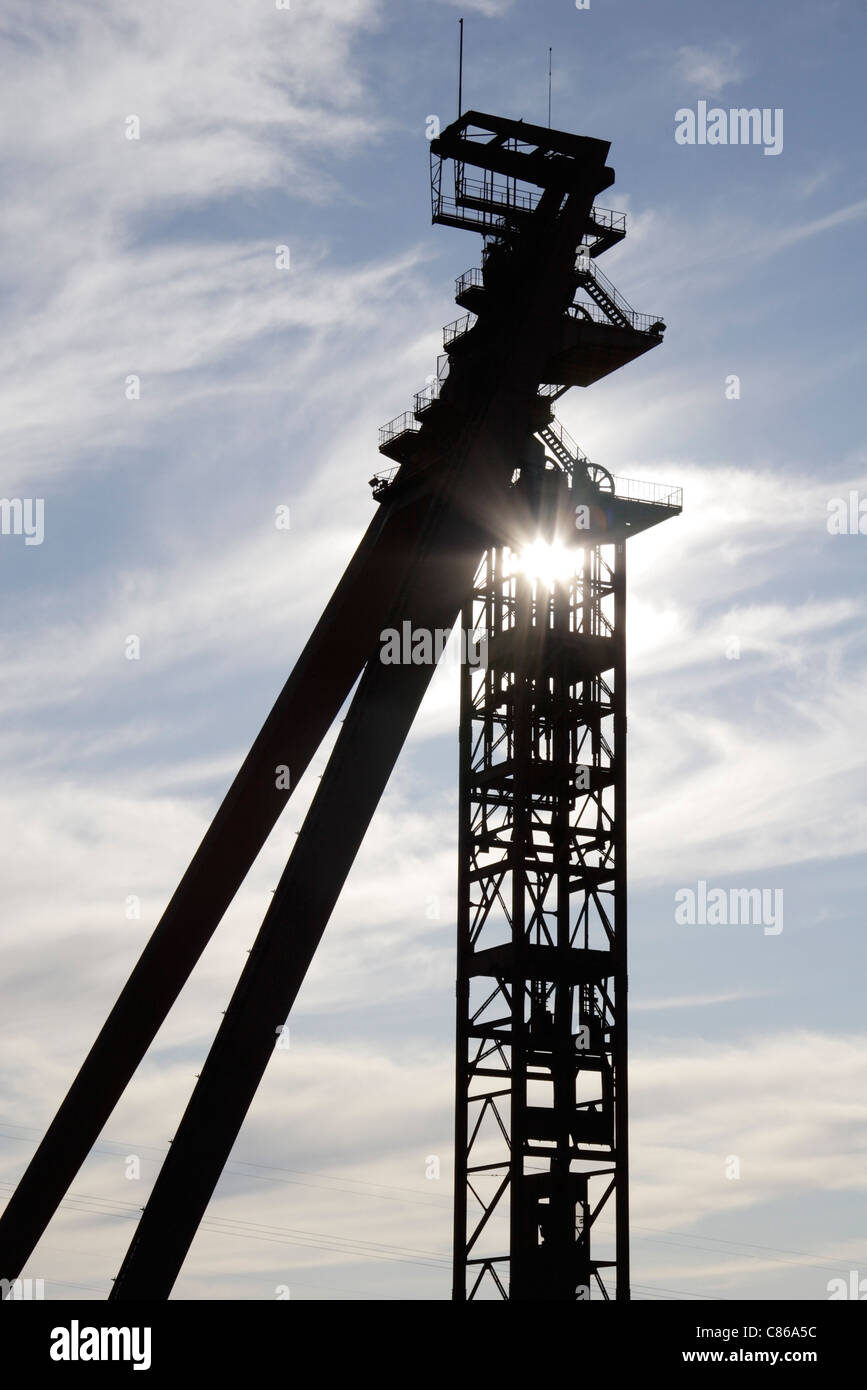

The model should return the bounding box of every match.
[454,498,628,1300]
[0,110,680,1302]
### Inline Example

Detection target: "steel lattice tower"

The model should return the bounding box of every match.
[0,111,681,1301]
[453,461,631,1301]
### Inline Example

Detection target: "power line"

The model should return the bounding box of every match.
[2,1124,860,1291]
[0,1182,451,1274]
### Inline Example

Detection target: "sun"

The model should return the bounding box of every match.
[517,539,579,587]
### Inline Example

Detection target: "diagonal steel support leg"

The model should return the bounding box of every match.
[110,510,492,1299]
[0,496,448,1283]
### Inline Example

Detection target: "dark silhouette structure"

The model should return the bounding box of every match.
[0,112,680,1301]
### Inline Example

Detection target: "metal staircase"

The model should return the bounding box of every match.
[575,256,650,332]
[538,417,589,471]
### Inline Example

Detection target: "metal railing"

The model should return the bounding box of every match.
[433,194,511,233]
[455,266,484,298]
[434,172,627,242]
[378,412,420,447]
[454,183,626,234]
[613,476,683,508]
[588,206,627,236]
[429,149,442,221]
[443,312,477,348]
[567,302,611,327]
[414,379,443,413]
[369,465,400,496]
[568,295,664,337]
[456,175,539,214]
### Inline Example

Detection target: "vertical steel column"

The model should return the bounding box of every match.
[613,538,630,1300]
[452,591,474,1303]
[508,562,532,1291]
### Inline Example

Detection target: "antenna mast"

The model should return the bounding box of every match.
[548,46,552,126]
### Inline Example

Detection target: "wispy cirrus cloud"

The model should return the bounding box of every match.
[0,0,393,484]
[674,41,745,96]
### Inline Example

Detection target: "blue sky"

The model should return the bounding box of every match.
[1,0,866,1301]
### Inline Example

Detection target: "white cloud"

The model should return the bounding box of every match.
[675,42,745,96]
[0,0,395,484]
[4,1030,864,1299]
[631,989,774,1012]
[434,0,514,17]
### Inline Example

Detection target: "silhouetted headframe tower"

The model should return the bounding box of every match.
[0,112,680,1301]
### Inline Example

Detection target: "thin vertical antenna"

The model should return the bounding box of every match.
[548,47,552,127]
[458,18,464,119]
